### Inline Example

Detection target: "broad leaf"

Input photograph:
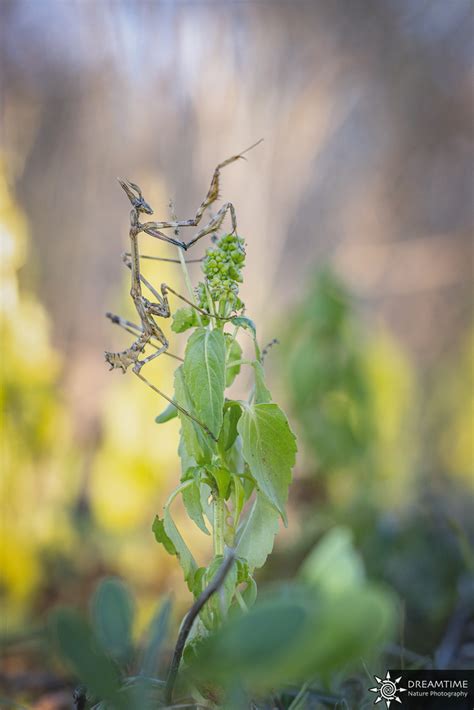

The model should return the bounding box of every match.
[218,401,242,452]
[183,327,226,438]
[50,609,126,708]
[300,527,365,595]
[237,403,297,523]
[252,362,272,404]
[225,336,242,387]
[192,583,395,692]
[155,402,178,424]
[171,306,198,333]
[236,493,280,570]
[139,597,171,677]
[91,578,134,664]
[174,366,214,465]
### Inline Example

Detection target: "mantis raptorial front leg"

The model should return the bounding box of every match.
[106,312,183,362]
[105,143,262,439]
[122,254,233,322]
[104,180,219,440]
[137,139,262,250]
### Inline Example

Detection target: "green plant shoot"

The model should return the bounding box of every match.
[155,230,297,635]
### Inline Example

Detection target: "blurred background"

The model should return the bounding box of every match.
[1,0,473,704]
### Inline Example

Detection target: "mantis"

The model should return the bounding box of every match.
[104,140,262,438]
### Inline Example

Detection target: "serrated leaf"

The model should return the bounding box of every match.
[237,403,296,523]
[236,493,280,570]
[91,578,134,664]
[50,609,125,707]
[182,479,210,535]
[183,327,226,438]
[218,402,242,452]
[139,597,171,677]
[155,402,178,424]
[252,362,272,404]
[175,366,214,465]
[225,336,242,387]
[231,316,256,338]
[171,306,198,333]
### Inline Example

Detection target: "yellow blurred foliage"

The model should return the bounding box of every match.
[1,162,75,624]
[364,330,417,505]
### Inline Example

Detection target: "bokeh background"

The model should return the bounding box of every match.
[1,0,473,704]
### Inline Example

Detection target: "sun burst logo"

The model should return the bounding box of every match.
[369,671,407,708]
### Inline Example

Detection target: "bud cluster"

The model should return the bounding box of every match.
[196,233,246,315]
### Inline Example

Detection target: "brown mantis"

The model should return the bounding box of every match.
[104,140,262,438]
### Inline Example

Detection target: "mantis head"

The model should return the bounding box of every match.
[118,178,153,215]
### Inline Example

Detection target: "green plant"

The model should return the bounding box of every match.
[50,530,396,709]
[50,579,171,709]
[103,153,297,699]
[152,227,297,603]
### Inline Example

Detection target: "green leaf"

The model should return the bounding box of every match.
[202,556,238,629]
[252,362,272,404]
[225,336,242,387]
[175,366,214,465]
[163,507,197,591]
[231,316,256,338]
[241,576,258,608]
[211,465,232,499]
[300,527,365,595]
[155,402,178,424]
[218,401,242,452]
[152,515,177,556]
[199,481,214,522]
[192,583,395,692]
[182,479,210,535]
[236,493,280,570]
[139,597,171,677]
[91,578,134,664]
[50,609,125,707]
[153,509,197,591]
[171,306,198,333]
[231,474,247,525]
[237,403,297,523]
[183,327,226,438]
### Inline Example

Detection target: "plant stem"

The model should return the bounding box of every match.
[213,496,225,557]
[165,550,236,705]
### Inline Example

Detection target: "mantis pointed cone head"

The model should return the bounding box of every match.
[117,178,153,215]
[118,178,138,202]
